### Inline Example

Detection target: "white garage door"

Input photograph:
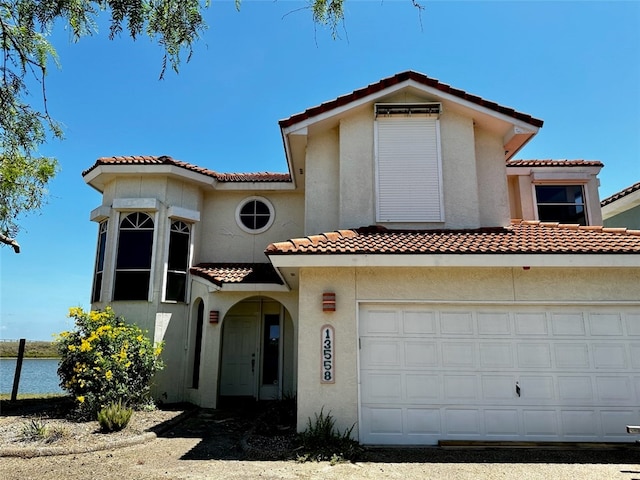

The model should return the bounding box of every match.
[359,303,640,445]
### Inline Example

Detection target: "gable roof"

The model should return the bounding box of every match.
[82,155,291,183]
[190,263,283,287]
[507,159,604,168]
[601,181,640,207]
[266,221,640,256]
[279,70,544,129]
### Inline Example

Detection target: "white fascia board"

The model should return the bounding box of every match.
[220,283,290,292]
[602,189,640,218]
[268,253,640,268]
[214,182,295,192]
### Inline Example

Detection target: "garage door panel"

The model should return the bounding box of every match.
[561,410,599,438]
[551,312,586,336]
[361,310,400,335]
[589,313,623,336]
[442,342,476,367]
[361,372,402,402]
[517,343,552,368]
[518,375,555,401]
[484,409,519,436]
[443,375,478,400]
[440,312,474,335]
[595,377,632,402]
[404,341,438,366]
[406,374,440,401]
[444,409,481,435]
[557,376,594,401]
[402,311,436,334]
[593,344,627,369]
[359,304,640,445]
[523,409,558,436]
[406,408,441,435]
[626,314,640,335]
[477,312,511,335]
[555,344,590,368]
[601,410,638,438]
[479,343,513,367]
[361,339,401,367]
[482,375,516,400]
[514,312,548,335]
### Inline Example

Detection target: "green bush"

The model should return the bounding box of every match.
[298,408,362,463]
[97,400,133,432]
[56,307,163,416]
[21,418,48,442]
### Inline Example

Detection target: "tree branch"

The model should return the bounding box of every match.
[0,231,20,253]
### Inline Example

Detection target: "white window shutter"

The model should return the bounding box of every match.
[376,116,443,222]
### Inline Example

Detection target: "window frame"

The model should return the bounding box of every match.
[235,196,275,234]
[534,184,589,225]
[91,220,108,303]
[162,219,192,303]
[113,211,157,302]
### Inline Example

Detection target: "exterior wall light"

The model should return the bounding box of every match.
[209,310,220,324]
[323,292,336,312]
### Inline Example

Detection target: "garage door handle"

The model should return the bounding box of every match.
[516,382,521,397]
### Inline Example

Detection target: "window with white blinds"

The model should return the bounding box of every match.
[375,113,444,222]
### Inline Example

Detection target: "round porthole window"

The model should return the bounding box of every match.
[235,196,275,234]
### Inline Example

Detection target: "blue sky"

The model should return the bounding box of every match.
[1,1,639,341]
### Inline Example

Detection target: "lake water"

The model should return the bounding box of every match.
[0,358,64,394]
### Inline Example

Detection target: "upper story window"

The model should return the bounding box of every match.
[236,196,275,234]
[91,220,108,303]
[165,220,191,302]
[375,103,444,223]
[535,185,587,225]
[114,212,154,301]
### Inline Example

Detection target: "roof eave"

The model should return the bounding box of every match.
[267,253,640,269]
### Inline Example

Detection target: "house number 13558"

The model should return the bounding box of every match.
[321,325,335,384]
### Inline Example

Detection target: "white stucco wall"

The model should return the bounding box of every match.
[305,128,339,235]
[474,126,511,226]
[199,191,304,263]
[295,266,640,437]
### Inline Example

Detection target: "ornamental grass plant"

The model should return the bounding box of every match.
[56,307,163,418]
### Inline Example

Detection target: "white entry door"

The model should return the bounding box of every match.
[220,316,259,396]
[359,303,640,445]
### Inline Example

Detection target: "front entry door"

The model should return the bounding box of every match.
[220,315,259,396]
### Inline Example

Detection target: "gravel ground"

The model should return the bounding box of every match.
[1,398,639,480]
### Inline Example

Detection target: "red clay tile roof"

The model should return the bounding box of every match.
[507,159,604,167]
[601,181,640,207]
[265,221,640,256]
[190,263,283,286]
[279,71,544,129]
[82,155,291,183]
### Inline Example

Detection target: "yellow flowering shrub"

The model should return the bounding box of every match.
[56,307,164,416]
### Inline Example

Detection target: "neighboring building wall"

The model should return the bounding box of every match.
[295,266,640,437]
[603,205,640,229]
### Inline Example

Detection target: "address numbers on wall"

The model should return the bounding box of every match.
[321,324,335,384]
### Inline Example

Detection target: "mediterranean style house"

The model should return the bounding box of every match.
[83,71,640,445]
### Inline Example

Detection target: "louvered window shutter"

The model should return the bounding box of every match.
[376,116,443,222]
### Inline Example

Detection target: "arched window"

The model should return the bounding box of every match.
[165,220,191,302]
[114,212,154,300]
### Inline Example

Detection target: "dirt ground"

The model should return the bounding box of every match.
[1,398,640,480]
